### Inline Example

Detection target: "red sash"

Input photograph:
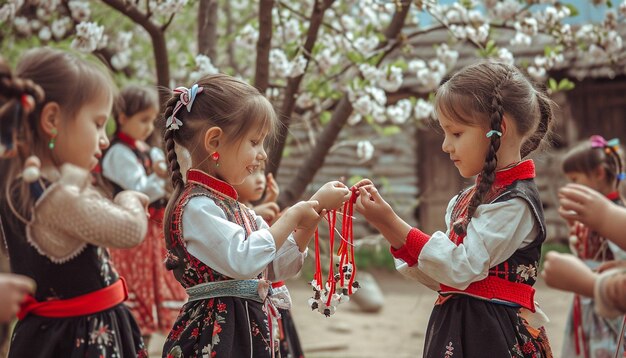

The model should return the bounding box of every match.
[18,277,128,320]
[439,275,536,311]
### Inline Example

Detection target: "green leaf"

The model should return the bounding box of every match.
[557,78,575,91]
[347,51,365,64]
[382,125,401,136]
[563,4,579,17]
[548,78,558,91]
[320,111,332,125]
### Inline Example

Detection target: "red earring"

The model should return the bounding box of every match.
[211,151,220,167]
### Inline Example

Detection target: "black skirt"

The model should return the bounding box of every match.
[9,304,146,358]
[163,297,274,358]
[424,295,552,358]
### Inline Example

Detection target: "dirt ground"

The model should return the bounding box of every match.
[150,270,572,358]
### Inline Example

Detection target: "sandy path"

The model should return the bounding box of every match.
[151,270,572,357]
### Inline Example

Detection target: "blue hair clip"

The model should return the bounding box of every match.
[608,138,620,147]
[617,173,626,181]
[486,130,502,138]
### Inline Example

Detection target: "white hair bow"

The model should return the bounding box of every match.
[166,84,204,131]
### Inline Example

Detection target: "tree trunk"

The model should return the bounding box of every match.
[277,2,412,207]
[101,0,170,106]
[254,0,274,94]
[198,0,218,60]
[267,0,334,176]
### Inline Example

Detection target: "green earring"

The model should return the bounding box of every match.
[48,129,57,150]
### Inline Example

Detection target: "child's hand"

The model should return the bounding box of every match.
[152,160,169,179]
[541,251,596,297]
[291,200,324,230]
[263,173,279,203]
[0,273,35,323]
[310,181,351,212]
[353,181,394,226]
[254,202,281,224]
[559,184,612,232]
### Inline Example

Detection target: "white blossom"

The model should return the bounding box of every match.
[436,44,459,69]
[38,26,51,41]
[378,66,403,92]
[68,1,90,22]
[353,95,373,116]
[353,36,379,55]
[387,99,412,124]
[288,55,307,78]
[527,66,546,81]
[356,140,374,161]
[496,48,514,66]
[347,112,363,126]
[317,48,340,72]
[111,52,130,70]
[71,21,104,53]
[414,98,434,120]
[190,54,218,80]
[364,86,386,106]
[491,0,520,20]
[154,0,189,16]
[13,16,30,35]
[236,24,258,51]
[276,18,301,43]
[51,18,70,39]
[359,64,382,83]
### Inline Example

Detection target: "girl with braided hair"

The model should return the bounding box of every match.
[160,74,351,358]
[0,48,149,357]
[354,61,554,357]
[556,135,626,358]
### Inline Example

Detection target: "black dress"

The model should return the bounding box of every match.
[0,180,146,358]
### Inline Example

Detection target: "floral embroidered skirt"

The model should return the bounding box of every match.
[424,295,552,358]
[163,297,274,358]
[109,212,187,335]
[8,304,146,358]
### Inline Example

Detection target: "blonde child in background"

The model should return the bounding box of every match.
[354,62,554,357]
[101,85,187,346]
[0,48,148,357]
[558,135,626,357]
[234,161,304,358]
[160,74,351,357]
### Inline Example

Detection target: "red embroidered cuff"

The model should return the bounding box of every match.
[389,228,430,266]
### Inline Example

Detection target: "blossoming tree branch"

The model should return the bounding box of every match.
[2,0,625,207]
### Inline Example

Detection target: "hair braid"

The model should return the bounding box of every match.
[162,92,185,269]
[453,70,510,236]
[162,93,184,191]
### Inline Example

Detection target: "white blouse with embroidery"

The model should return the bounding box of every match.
[101,143,166,203]
[182,195,307,281]
[396,195,539,290]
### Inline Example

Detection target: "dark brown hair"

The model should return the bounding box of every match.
[113,85,159,132]
[562,137,624,190]
[161,73,278,243]
[1,47,115,226]
[435,61,555,236]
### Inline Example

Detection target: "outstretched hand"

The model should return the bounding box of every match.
[0,273,35,323]
[541,251,596,297]
[254,202,281,224]
[292,200,325,231]
[263,173,279,203]
[310,181,351,212]
[352,179,394,225]
[558,184,612,232]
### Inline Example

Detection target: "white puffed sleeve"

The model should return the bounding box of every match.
[183,196,278,279]
[101,143,166,203]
